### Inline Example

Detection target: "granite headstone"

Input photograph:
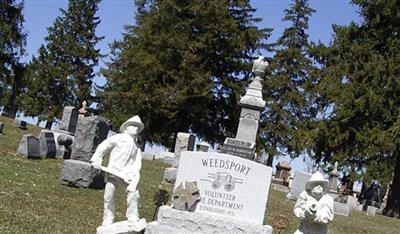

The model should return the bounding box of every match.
[59,106,79,133]
[14,119,27,129]
[38,130,57,158]
[287,171,312,201]
[175,151,272,225]
[70,116,110,161]
[17,134,41,159]
[0,122,4,134]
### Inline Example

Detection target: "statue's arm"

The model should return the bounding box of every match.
[294,191,308,219]
[90,135,117,166]
[315,195,334,224]
[132,149,142,172]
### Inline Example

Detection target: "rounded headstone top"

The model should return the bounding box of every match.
[57,134,73,146]
[276,161,292,170]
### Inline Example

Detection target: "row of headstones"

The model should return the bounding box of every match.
[16,106,79,159]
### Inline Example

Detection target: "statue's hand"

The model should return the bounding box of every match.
[91,162,102,170]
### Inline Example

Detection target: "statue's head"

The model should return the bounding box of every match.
[306,171,329,197]
[120,115,144,135]
[252,56,269,77]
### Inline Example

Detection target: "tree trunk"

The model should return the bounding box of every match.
[45,119,53,130]
[3,65,23,119]
[266,154,274,167]
[383,146,400,218]
[138,131,146,152]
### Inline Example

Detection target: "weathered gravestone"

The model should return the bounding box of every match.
[196,142,210,152]
[38,130,57,158]
[60,116,110,188]
[70,116,110,161]
[334,201,350,217]
[172,133,195,167]
[287,171,312,201]
[146,152,274,233]
[58,106,79,133]
[17,134,41,159]
[14,119,27,130]
[162,133,195,183]
[0,122,4,134]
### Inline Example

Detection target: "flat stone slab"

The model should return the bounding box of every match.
[97,219,147,234]
[145,206,272,234]
[60,159,105,189]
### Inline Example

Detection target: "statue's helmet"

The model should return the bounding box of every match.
[120,115,144,134]
[306,171,329,191]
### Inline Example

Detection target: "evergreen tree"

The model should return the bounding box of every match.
[0,0,26,118]
[98,0,271,149]
[259,0,315,166]
[312,0,400,217]
[23,0,103,128]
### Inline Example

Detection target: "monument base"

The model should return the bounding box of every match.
[97,219,147,234]
[60,159,105,189]
[145,206,272,234]
[220,137,255,160]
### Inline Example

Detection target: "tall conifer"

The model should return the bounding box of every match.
[312,0,400,217]
[23,0,103,128]
[0,0,26,118]
[98,0,271,149]
[259,0,315,166]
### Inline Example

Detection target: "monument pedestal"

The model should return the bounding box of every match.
[145,206,272,234]
[97,219,147,234]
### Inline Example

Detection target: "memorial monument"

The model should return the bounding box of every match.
[220,56,268,160]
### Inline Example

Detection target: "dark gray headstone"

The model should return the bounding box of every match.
[14,119,27,130]
[38,130,57,158]
[71,116,110,162]
[60,159,105,189]
[187,134,195,151]
[59,106,79,133]
[0,122,4,134]
[57,134,74,159]
[17,134,41,159]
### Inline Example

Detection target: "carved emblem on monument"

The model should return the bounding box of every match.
[172,181,201,212]
[201,172,244,192]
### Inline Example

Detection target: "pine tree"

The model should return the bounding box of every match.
[312,0,400,218]
[23,0,103,128]
[259,0,315,166]
[98,0,271,149]
[0,0,26,118]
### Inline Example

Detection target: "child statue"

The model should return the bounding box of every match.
[293,171,334,234]
[90,115,146,232]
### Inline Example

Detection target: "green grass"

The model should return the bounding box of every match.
[1,116,399,233]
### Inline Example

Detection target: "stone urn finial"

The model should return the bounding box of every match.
[252,56,269,78]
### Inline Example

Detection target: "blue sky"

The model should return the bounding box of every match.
[21,0,361,173]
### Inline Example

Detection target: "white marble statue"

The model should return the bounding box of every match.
[293,171,334,234]
[90,115,145,229]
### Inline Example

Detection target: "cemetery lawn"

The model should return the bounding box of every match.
[1,116,400,233]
